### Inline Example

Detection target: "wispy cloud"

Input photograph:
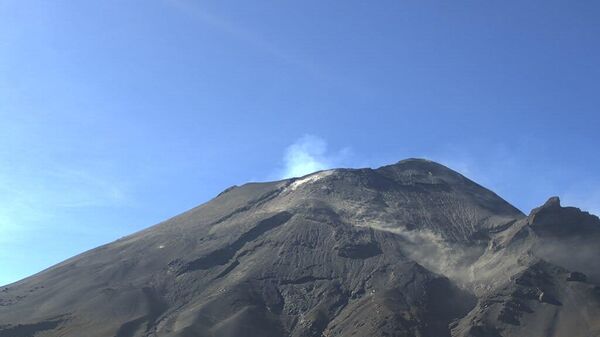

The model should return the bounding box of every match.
[421,143,539,213]
[0,113,137,284]
[165,0,369,95]
[422,142,600,216]
[44,167,130,208]
[278,135,351,179]
[0,164,131,244]
[0,111,134,244]
[167,0,310,69]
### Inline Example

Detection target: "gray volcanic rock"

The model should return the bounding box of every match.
[452,196,600,337]
[0,159,598,337]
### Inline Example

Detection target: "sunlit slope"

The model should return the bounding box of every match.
[1,159,598,337]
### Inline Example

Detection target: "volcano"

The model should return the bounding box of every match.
[1,158,599,337]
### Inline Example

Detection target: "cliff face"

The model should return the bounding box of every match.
[0,159,598,337]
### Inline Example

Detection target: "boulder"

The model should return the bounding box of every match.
[567,272,587,282]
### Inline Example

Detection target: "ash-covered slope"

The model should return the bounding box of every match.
[0,159,598,337]
[453,197,600,337]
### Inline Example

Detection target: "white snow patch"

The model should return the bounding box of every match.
[289,170,334,191]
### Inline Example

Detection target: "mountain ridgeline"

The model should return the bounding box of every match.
[1,159,599,337]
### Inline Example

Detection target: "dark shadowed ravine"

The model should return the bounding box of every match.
[1,159,599,337]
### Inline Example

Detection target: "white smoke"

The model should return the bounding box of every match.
[280,135,350,179]
[370,225,488,288]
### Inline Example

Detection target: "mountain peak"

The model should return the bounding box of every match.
[388,157,452,171]
[525,195,600,246]
[541,196,561,209]
[377,158,469,184]
[394,157,438,165]
[527,196,562,219]
[6,159,598,337]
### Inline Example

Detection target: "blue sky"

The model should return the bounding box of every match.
[1,0,599,286]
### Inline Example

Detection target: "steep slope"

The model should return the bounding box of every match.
[0,159,597,337]
[453,197,600,337]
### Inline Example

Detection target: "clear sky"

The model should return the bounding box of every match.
[1,0,599,286]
